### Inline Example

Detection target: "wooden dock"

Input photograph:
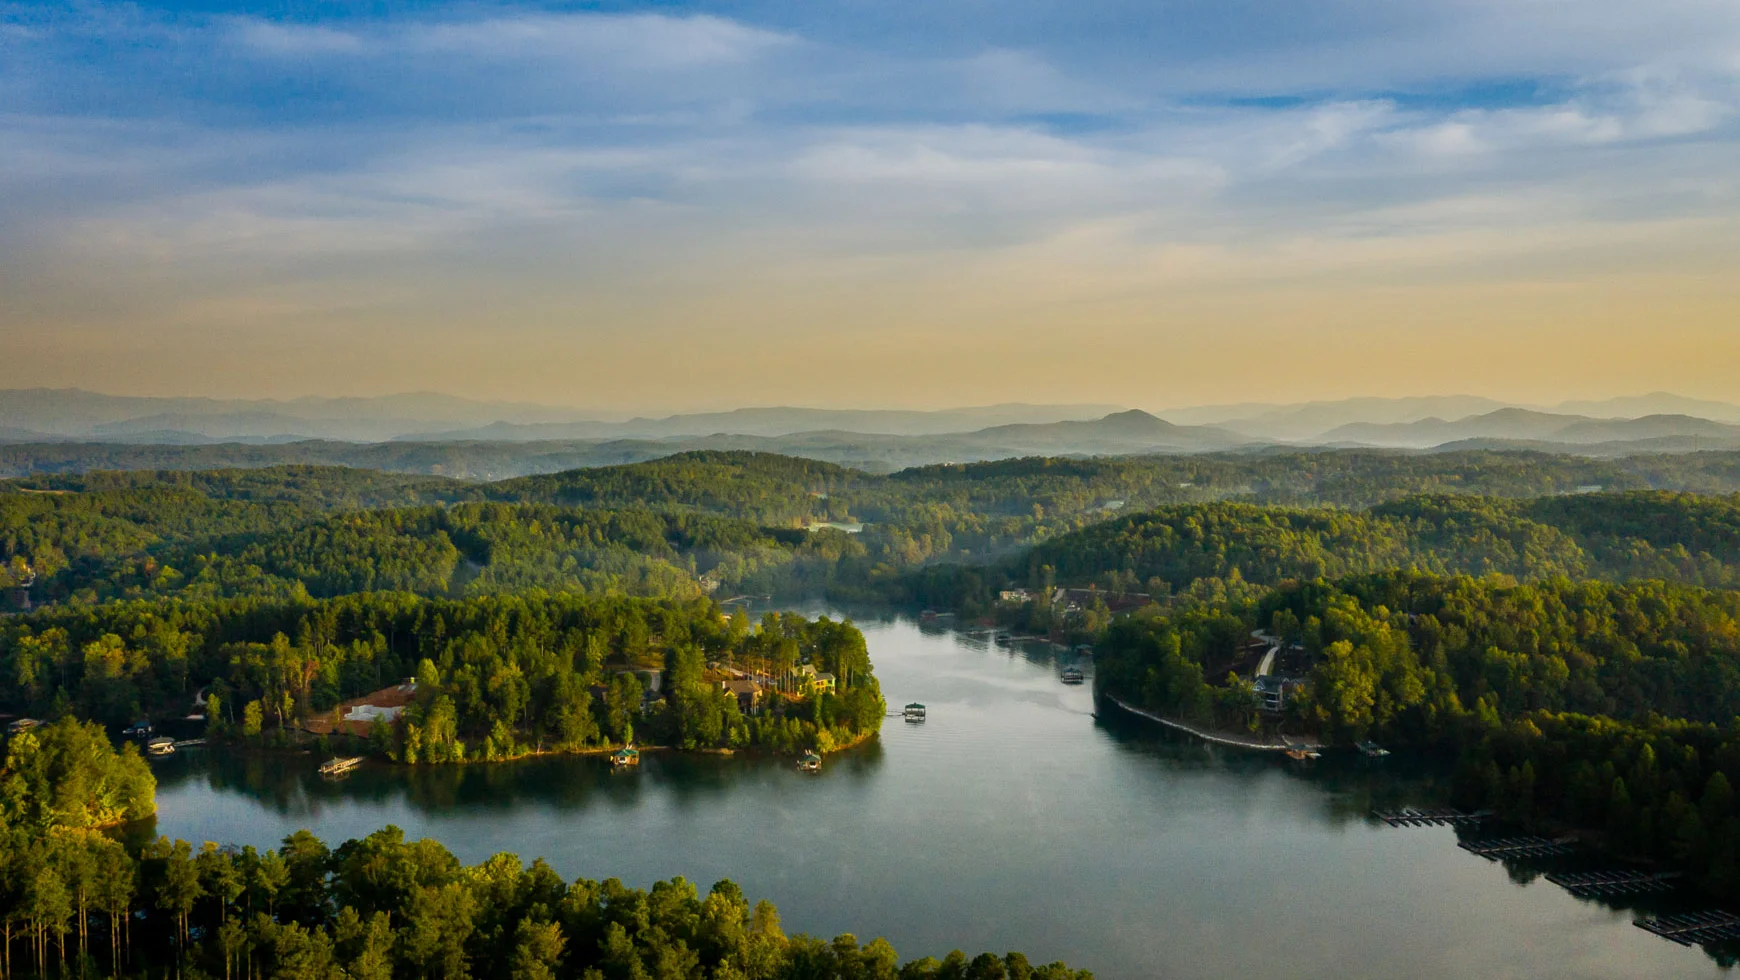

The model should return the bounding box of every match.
[1546,870,1680,897]
[1104,695,1308,752]
[1635,911,1740,946]
[1373,807,1488,827]
[1457,836,1576,860]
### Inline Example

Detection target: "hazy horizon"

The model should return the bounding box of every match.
[3,384,1738,422]
[3,1,1737,411]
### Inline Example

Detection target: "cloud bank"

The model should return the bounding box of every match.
[1,0,1737,410]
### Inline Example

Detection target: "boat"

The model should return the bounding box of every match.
[319,756,364,777]
[994,634,1013,648]
[145,736,176,757]
[798,751,822,773]
[1284,742,1321,761]
[612,745,641,768]
[903,702,927,722]
[1356,740,1391,758]
[1059,666,1085,685]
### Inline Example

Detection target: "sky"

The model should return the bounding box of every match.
[1,0,1738,413]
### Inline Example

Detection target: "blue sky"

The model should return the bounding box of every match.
[2,0,1738,409]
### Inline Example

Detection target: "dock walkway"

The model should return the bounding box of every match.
[1104,695,1312,753]
[1547,870,1679,897]
[1636,911,1740,946]
[1457,836,1575,860]
[1372,807,1488,827]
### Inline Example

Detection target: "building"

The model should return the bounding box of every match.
[720,678,764,713]
[787,664,838,695]
[1254,675,1301,714]
[999,589,1034,604]
[303,680,417,737]
[1051,588,1152,614]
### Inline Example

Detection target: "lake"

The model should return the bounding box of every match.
[149,610,1727,979]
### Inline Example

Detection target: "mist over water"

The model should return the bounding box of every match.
[150,613,1721,979]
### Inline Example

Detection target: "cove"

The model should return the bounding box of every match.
[147,610,1726,979]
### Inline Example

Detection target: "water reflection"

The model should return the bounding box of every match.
[149,612,1727,979]
[155,739,893,821]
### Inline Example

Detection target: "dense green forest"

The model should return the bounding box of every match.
[0,720,1089,980]
[15,449,1740,908]
[1092,571,1740,898]
[886,491,1740,617]
[14,451,1740,609]
[0,592,884,761]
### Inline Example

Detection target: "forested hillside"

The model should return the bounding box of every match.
[890,491,1740,615]
[1093,572,1740,899]
[14,451,1740,611]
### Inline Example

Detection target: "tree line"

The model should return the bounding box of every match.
[0,718,1090,980]
[0,592,883,762]
[1092,570,1740,899]
[882,490,1740,617]
[18,451,1740,610]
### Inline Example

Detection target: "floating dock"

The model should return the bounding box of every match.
[1635,911,1740,946]
[318,755,363,777]
[1372,807,1488,827]
[1546,870,1680,897]
[1456,836,1576,860]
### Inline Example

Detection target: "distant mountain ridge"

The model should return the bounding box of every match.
[1168,392,1740,440]
[413,403,1129,441]
[0,389,1126,443]
[1323,410,1740,449]
[6,388,1740,463]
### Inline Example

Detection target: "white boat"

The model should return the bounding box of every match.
[903,702,927,721]
[145,736,176,757]
[1356,740,1391,758]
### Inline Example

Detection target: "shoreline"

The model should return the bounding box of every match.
[1101,694,1318,752]
[269,724,884,768]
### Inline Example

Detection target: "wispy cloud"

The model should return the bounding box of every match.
[2,0,1740,405]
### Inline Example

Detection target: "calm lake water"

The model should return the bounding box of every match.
[150,610,1728,979]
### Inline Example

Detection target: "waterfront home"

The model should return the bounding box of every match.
[787,664,837,695]
[904,702,927,721]
[122,719,154,739]
[1254,675,1302,714]
[998,589,1034,604]
[613,745,641,768]
[1050,588,1152,614]
[798,751,822,772]
[721,678,764,714]
[306,680,418,737]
